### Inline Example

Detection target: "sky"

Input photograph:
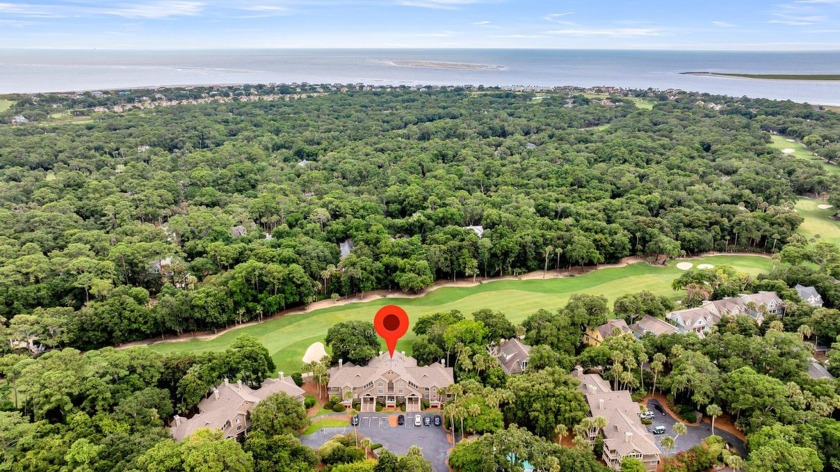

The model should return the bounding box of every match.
[1,0,840,50]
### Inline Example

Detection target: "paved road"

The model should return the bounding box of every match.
[300,413,451,472]
[646,399,746,457]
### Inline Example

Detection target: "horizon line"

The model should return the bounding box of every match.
[3,47,840,53]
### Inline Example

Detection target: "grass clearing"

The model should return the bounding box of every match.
[146,255,772,374]
[796,198,840,245]
[0,100,14,113]
[302,418,349,436]
[584,93,655,110]
[771,135,840,176]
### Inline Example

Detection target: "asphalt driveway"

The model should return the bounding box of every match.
[646,399,746,457]
[300,413,451,472]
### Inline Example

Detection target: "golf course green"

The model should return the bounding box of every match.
[797,198,840,245]
[146,255,773,373]
[772,135,840,176]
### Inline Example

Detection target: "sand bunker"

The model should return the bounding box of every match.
[782,148,796,154]
[697,264,715,270]
[676,262,694,271]
[302,342,328,364]
[818,204,834,210]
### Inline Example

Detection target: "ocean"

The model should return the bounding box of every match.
[2,49,840,104]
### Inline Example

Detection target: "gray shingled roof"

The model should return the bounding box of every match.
[328,351,453,390]
[494,338,531,374]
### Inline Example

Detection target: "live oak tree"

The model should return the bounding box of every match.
[325,320,380,366]
[248,393,309,437]
[504,367,589,439]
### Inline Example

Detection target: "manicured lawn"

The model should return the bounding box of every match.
[0,99,14,113]
[146,255,772,374]
[797,198,840,245]
[583,93,655,110]
[771,135,840,176]
[302,418,349,436]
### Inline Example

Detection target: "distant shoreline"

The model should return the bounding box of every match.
[683,71,840,81]
[389,60,505,71]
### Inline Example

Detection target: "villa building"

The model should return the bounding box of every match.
[796,285,824,307]
[490,338,532,374]
[584,319,633,346]
[572,369,660,471]
[170,373,304,441]
[327,351,454,412]
[667,292,783,337]
[629,315,678,338]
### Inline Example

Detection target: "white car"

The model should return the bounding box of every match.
[640,411,655,420]
[414,415,422,427]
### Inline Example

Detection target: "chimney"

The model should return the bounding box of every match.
[440,358,446,367]
[279,371,284,380]
[224,377,229,386]
[237,380,243,391]
[587,384,596,394]
[174,414,181,427]
[599,398,604,410]
[401,351,406,356]
[625,432,633,444]
[575,365,584,376]
[213,388,219,400]
[339,359,343,369]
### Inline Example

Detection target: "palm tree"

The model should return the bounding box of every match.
[592,416,607,437]
[343,389,354,407]
[572,434,591,450]
[360,437,372,457]
[661,436,675,455]
[543,245,554,278]
[443,404,456,441]
[455,405,467,443]
[555,247,563,271]
[407,445,422,457]
[798,324,813,342]
[651,353,666,394]
[706,404,722,436]
[673,422,687,441]
[725,454,744,470]
[769,320,784,332]
[466,404,481,439]
[313,362,328,398]
[554,424,568,443]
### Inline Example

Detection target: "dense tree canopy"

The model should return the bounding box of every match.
[2,86,834,351]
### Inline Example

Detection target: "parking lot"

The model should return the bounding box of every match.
[646,399,746,457]
[300,413,451,472]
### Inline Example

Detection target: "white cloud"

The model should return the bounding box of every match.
[0,2,65,18]
[712,21,736,27]
[98,1,205,19]
[546,28,663,37]
[397,0,481,9]
[543,12,573,21]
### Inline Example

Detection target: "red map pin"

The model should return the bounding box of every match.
[374,305,409,358]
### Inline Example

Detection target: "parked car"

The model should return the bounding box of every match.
[651,426,666,435]
[640,411,655,420]
[351,415,359,426]
[653,404,666,416]
[397,415,405,426]
[423,416,431,426]
[433,415,441,427]
[414,415,422,426]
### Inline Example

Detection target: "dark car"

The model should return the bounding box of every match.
[433,415,441,427]
[351,415,359,426]
[653,404,666,416]
[397,415,405,426]
[423,416,431,426]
